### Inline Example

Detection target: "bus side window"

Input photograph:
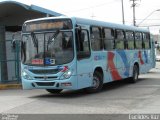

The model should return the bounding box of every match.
[115,29,125,49]
[76,29,90,59]
[126,31,134,49]
[103,28,114,50]
[90,26,102,51]
[143,33,150,49]
[135,32,142,49]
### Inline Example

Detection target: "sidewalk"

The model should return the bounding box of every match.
[0,83,22,90]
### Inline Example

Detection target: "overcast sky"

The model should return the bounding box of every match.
[1,0,160,34]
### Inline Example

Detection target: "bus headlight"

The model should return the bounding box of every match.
[21,70,34,80]
[60,70,72,79]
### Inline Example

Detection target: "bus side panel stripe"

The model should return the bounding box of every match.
[116,50,129,77]
[138,51,144,65]
[108,52,122,80]
[144,51,148,63]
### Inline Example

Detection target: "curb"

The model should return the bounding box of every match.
[0,84,22,90]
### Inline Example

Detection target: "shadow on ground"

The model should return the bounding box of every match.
[29,78,146,99]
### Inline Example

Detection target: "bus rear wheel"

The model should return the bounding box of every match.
[85,71,103,93]
[46,89,63,94]
[129,65,139,83]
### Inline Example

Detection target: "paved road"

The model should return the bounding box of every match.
[0,63,160,115]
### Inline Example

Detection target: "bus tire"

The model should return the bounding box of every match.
[129,65,139,83]
[46,89,63,94]
[85,71,103,93]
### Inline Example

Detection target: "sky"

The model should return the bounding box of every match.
[1,0,160,34]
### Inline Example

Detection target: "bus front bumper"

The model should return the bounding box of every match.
[22,76,78,90]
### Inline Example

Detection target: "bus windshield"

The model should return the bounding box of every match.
[21,31,74,66]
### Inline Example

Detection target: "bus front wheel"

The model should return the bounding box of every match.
[46,89,63,94]
[85,71,103,93]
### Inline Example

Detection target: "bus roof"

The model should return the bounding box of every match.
[24,16,149,33]
[74,17,149,33]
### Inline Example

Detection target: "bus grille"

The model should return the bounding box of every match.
[34,76,58,79]
[36,82,55,86]
[29,69,60,74]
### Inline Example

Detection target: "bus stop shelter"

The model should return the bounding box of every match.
[0,1,63,83]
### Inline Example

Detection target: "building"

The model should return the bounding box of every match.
[0,1,63,83]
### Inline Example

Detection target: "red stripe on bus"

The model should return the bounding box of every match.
[108,52,122,80]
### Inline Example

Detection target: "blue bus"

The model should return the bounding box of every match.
[21,16,155,93]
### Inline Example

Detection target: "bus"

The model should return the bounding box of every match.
[21,16,156,93]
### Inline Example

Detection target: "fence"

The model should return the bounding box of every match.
[0,39,21,83]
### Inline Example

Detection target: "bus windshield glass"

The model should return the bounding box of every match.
[21,31,74,66]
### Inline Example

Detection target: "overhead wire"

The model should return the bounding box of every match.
[64,1,116,14]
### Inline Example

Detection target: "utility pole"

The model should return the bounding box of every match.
[121,0,125,24]
[130,0,140,26]
[130,0,136,26]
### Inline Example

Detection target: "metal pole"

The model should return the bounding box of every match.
[133,0,136,26]
[130,0,137,26]
[15,40,20,83]
[0,26,8,82]
[121,0,125,24]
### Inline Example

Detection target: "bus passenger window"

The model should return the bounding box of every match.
[103,28,114,50]
[90,27,101,51]
[115,30,125,49]
[143,33,150,49]
[135,32,142,49]
[126,31,134,49]
[80,30,90,52]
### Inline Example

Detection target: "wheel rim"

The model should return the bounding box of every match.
[92,76,100,89]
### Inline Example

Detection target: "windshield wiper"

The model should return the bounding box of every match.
[31,32,38,53]
[47,30,60,45]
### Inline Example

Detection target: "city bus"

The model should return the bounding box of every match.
[21,16,156,93]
